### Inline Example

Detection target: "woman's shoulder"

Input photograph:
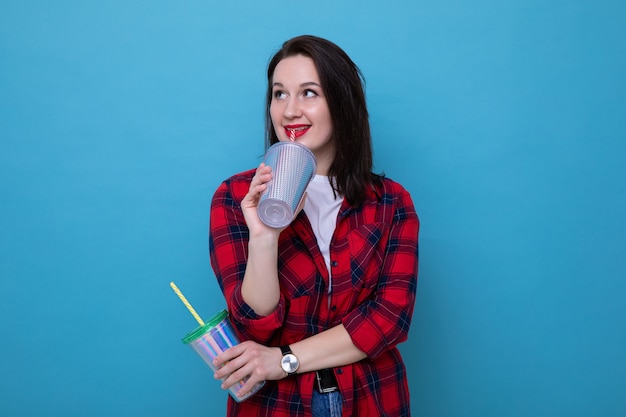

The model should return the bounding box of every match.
[223,168,256,183]
[213,168,256,200]
[373,176,417,211]
[376,175,412,197]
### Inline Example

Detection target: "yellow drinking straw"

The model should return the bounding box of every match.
[169,281,205,326]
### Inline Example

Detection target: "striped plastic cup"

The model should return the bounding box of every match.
[258,142,317,228]
[182,310,265,402]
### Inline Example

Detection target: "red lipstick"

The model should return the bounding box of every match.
[284,124,310,140]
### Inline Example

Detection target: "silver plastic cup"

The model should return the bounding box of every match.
[258,142,317,228]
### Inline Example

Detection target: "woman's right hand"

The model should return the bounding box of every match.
[214,341,287,400]
[241,163,279,238]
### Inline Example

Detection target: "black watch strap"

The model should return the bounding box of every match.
[280,345,293,356]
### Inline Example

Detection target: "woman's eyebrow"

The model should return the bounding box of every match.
[272,81,321,88]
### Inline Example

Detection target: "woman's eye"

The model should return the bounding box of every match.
[273,90,287,99]
[303,89,318,98]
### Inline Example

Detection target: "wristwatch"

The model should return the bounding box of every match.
[280,345,300,375]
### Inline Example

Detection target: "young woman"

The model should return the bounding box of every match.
[209,35,419,417]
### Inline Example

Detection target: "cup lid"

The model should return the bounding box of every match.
[181,309,228,344]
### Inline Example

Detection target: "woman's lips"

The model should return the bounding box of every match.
[284,125,310,139]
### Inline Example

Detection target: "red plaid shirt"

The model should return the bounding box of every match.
[209,169,419,417]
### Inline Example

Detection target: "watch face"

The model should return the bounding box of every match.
[281,353,299,373]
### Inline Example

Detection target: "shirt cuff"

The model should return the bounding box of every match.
[342,308,391,359]
[229,284,285,342]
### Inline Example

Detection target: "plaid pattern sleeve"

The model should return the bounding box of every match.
[209,171,419,417]
[342,181,419,358]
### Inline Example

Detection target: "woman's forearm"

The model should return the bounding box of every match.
[290,324,367,373]
[241,234,281,316]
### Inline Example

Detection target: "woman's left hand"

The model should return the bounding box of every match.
[213,340,286,399]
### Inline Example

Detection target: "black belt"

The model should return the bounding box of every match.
[315,368,338,393]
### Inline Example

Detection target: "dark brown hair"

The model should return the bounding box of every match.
[265,35,382,207]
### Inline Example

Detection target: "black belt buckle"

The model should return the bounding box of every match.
[315,369,338,393]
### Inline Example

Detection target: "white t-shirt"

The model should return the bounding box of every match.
[303,175,343,291]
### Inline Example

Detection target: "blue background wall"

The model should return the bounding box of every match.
[1,1,625,416]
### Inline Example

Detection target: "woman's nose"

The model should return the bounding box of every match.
[284,97,302,118]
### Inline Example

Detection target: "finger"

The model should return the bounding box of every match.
[255,162,270,174]
[244,169,272,202]
[232,376,259,399]
[221,363,259,395]
[213,344,245,369]
[213,354,248,381]
[253,163,272,182]
[252,170,272,190]
[213,339,259,378]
